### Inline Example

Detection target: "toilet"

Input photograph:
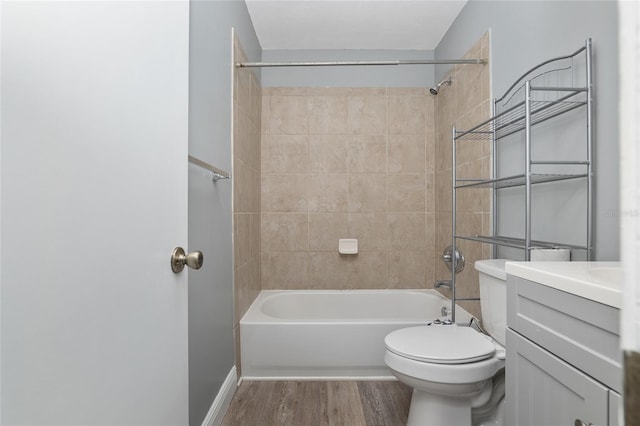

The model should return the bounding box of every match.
[384,259,507,426]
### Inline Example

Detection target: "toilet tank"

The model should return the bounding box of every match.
[474,259,508,346]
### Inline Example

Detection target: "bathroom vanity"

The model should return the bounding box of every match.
[505,262,622,426]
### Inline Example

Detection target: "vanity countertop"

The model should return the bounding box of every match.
[505,261,622,308]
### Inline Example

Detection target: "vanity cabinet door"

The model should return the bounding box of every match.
[609,391,622,426]
[506,330,609,426]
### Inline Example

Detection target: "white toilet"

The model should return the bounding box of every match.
[384,259,508,426]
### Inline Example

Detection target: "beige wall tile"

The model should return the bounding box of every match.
[387,95,426,135]
[249,255,261,298]
[435,212,453,254]
[234,104,250,165]
[344,88,386,96]
[234,262,250,325]
[269,95,309,135]
[268,87,308,96]
[348,212,389,251]
[456,212,484,236]
[307,87,349,96]
[455,138,486,168]
[250,213,261,258]
[425,173,435,212]
[308,174,349,212]
[263,134,309,174]
[425,96,435,126]
[435,170,453,213]
[233,157,252,213]
[309,252,349,289]
[309,213,349,251]
[309,95,348,135]
[426,129,436,173]
[456,187,490,213]
[425,250,436,286]
[255,34,491,296]
[425,212,435,251]
[250,73,262,126]
[234,213,251,268]
[260,252,271,288]
[388,251,426,288]
[236,72,252,115]
[261,95,270,135]
[435,260,450,287]
[388,212,426,251]
[434,132,453,173]
[482,212,492,237]
[249,119,261,172]
[388,174,426,212]
[388,135,426,174]
[250,167,261,213]
[348,135,387,173]
[261,213,309,252]
[458,300,481,322]
[262,252,310,289]
[386,88,427,97]
[264,174,308,212]
[346,95,387,135]
[233,36,263,365]
[347,252,387,289]
[309,135,349,173]
[348,174,387,212]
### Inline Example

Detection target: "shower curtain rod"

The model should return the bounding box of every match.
[236,58,487,68]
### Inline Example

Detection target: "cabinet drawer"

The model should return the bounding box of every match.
[506,329,609,426]
[507,275,622,392]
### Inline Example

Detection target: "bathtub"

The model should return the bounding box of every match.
[240,289,472,379]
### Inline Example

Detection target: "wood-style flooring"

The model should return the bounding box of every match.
[221,380,412,426]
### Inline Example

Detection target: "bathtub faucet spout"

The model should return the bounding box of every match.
[434,280,452,290]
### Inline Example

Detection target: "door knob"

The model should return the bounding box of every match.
[171,247,203,273]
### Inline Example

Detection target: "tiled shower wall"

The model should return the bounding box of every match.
[232,35,261,371]
[434,32,491,320]
[260,88,437,290]
[233,32,492,353]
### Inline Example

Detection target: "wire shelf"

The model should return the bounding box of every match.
[455,172,588,189]
[454,234,589,251]
[454,88,588,141]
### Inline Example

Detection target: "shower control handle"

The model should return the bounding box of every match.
[574,420,593,426]
[442,246,465,274]
[171,247,204,273]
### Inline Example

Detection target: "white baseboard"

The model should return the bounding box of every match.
[201,366,238,426]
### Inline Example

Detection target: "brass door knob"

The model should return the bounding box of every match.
[171,247,204,273]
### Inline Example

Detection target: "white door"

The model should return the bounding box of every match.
[1,2,190,424]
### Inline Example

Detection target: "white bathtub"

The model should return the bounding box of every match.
[240,289,472,379]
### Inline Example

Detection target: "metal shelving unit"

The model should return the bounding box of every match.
[449,39,594,321]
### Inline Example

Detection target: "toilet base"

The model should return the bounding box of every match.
[407,389,472,426]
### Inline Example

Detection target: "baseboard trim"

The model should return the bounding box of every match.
[201,366,238,426]
[241,375,397,381]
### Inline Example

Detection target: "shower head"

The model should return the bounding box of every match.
[429,77,452,95]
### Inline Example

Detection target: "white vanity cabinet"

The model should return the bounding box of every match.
[505,264,622,426]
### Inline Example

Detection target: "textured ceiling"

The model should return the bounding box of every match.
[245,0,468,51]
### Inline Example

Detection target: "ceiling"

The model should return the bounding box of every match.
[245,0,468,51]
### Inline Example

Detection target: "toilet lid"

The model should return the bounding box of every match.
[385,326,496,364]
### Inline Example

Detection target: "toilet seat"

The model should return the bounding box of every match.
[385,325,496,364]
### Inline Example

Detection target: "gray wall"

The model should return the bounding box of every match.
[261,49,435,87]
[188,1,261,424]
[436,0,619,261]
